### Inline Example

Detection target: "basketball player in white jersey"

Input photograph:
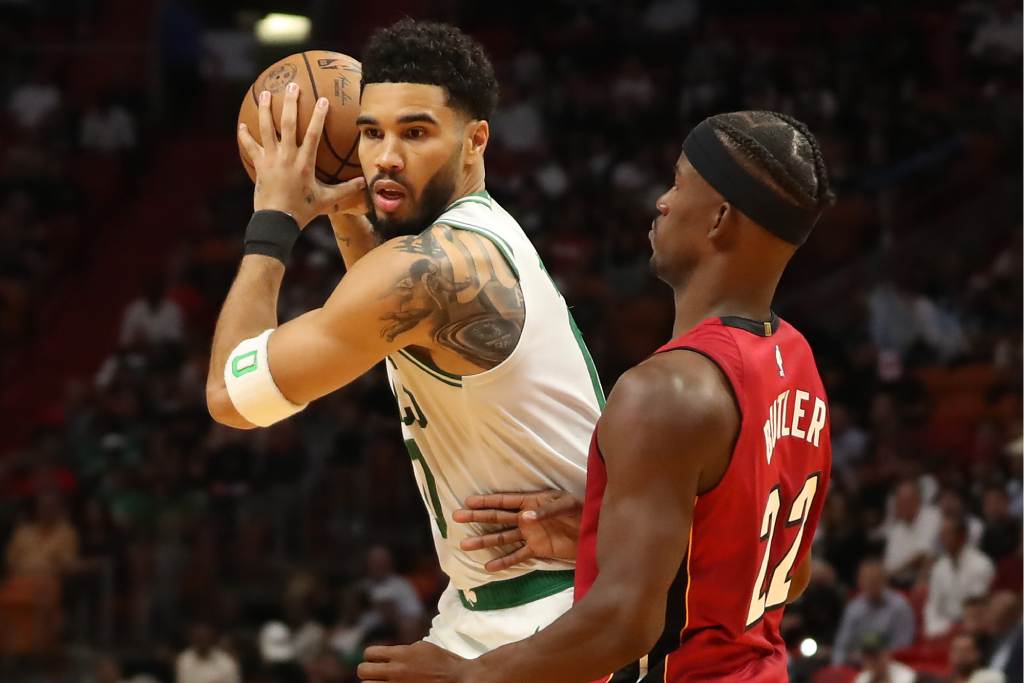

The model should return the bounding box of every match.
[205,19,603,656]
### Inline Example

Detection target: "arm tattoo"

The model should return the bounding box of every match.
[380,226,525,369]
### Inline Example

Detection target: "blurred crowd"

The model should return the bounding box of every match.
[0,1,1020,682]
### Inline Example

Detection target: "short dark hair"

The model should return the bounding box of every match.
[944,511,968,537]
[708,111,835,212]
[361,18,499,121]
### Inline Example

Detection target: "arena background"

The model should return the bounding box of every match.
[0,0,1020,681]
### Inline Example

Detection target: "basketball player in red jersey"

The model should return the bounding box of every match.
[357,111,835,683]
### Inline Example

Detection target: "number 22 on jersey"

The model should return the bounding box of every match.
[745,473,821,627]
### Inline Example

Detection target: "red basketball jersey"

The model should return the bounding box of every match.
[574,314,831,682]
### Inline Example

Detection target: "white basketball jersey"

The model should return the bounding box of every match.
[385,190,604,592]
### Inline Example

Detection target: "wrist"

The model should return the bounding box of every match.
[459,656,495,683]
[244,210,301,264]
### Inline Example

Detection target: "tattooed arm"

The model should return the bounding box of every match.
[205,224,523,424]
[384,224,523,371]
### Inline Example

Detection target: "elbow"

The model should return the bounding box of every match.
[206,383,257,430]
[594,592,664,663]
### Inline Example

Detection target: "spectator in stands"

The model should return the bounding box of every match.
[119,276,185,347]
[176,620,240,683]
[833,558,916,666]
[984,592,1023,681]
[853,632,917,683]
[883,480,943,586]
[80,92,138,155]
[924,514,996,638]
[938,489,983,547]
[0,489,79,655]
[94,655,128,683]
[282,573,326,667]
[360,546,423,623]
[8,67,62,131]
[947,633,1006,683]
[829,403,869,483]
[980,483,1020,563]
[257,621,307,683]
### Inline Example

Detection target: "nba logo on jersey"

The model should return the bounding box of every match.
[775,345,785,377]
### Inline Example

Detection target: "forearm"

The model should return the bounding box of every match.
[464,583,656,683]
[329,213,378,269]
[207,254,286,390]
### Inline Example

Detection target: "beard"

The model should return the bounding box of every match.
[365,146,461,239]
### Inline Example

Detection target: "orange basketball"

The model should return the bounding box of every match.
[238,51,362,184]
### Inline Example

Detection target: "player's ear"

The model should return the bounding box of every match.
[707,203,737,248]
[465,119,489,165]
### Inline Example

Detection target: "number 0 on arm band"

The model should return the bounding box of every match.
[223,329,308,427]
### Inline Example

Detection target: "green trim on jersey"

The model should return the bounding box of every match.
[568,311,606,409]
[457,569,575,611]
[397,349,463,387]
[445,189,492,212]
[435,219,519,279]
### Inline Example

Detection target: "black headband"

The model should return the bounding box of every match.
[682,119,821,245]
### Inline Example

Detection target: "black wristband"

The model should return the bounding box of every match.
[244,210,301,264]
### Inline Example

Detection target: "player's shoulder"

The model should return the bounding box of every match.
[604,351,737,433]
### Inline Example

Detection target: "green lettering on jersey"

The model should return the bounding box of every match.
[404,439,447,538]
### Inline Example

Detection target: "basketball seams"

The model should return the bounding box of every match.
[300,51,346,181]
[241,53,360,184]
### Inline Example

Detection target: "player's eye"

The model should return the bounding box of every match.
[405,127,427,140]
[362,127,383,140]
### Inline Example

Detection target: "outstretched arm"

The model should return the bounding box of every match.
[358,351,739,683]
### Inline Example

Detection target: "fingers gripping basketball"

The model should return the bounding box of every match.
[238,51,363,185]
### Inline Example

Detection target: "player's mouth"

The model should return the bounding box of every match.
[373,180,408,213]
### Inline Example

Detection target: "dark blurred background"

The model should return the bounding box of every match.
[0,0,1020,682]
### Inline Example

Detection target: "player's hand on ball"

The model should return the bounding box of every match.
[238,82,366,228]
[454,490,583,572]
[358,642,468,682]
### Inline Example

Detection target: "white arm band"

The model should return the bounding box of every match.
[223,329,308,427]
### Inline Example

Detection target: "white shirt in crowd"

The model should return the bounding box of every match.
[368,575,424,620]
[883,505,942,576]
[853,661,916,683]
[120,297,184,346]
[81,105,137,153]
[924,545,995,637]
[8,83,60,129]
[175,647,240,683]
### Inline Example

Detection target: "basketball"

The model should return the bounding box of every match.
[237,50,363,184]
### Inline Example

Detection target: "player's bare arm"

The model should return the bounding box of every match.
[357,350,739,683]
[206,83,522,429]
[207,223,522,428]
[328,212,379,270]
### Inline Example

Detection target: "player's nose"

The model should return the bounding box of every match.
[375,137,404,174]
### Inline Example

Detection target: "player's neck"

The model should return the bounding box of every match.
[671,265,780,338]
[454,170,486,202]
